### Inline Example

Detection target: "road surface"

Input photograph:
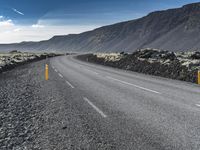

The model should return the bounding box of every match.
[1,55,200,150]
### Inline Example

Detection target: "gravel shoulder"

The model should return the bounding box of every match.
[0,59,85,150]
[0,58,117,150]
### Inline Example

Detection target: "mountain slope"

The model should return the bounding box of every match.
[1,2,200,52]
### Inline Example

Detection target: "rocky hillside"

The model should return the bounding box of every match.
[1,2,200,52]
[77,49,200,83]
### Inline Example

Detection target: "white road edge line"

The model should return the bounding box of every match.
[83,97,107,118]
[58,73,63,78]
[195,104,200,107]
[65,80,75,88]
[54,69,58,72]
[106,76,161,94]
[85,68,99,75]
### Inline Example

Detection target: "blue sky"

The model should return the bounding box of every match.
[0,0,199,43]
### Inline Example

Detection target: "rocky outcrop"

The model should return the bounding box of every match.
[77,49,200,83]
[0,52,61,73]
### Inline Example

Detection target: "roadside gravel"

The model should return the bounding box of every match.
[0,58,117,150]
[0,60,47,149]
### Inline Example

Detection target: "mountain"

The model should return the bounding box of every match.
[1,2,200,52]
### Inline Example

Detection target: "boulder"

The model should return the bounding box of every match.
[133,48,176,60]
[190,51,200,59]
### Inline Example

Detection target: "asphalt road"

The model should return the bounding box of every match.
[1,55,200,150]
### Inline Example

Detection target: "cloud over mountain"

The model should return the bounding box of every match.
[1,2,200,52]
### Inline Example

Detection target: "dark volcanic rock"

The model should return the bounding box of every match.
[77,49,200,83]
[133,49,177,60]
[0,53,61,73]
[190,51,200,59]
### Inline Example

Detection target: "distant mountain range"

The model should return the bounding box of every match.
[1,2,200,52]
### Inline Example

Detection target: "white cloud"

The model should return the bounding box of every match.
[0,25,99,43]
[0,19,14,27]
[31,24,45,28]
[0,12,100,44]
[12,8,24,16]
[13,28,22,32]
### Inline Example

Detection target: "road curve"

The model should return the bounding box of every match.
[1,55,200,150]
[49,55,200,150]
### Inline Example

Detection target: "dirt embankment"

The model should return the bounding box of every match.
[0,51,62,73]
[77,49,200,83]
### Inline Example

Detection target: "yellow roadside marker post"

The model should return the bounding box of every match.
[45,64,49,80]
[198,71,200,85]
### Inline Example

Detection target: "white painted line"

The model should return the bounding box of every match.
[195,104,200,107]
[65,80,75,88]
[83,97,107,118]
[58,73,63,78]
[55,69,58,72]
[106,76,161,94]
[85,68,99,75]
[52,66,55,69]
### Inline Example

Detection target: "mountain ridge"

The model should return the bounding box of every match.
[1,2,200,52]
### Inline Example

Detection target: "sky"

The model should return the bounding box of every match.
[0,0,199,43]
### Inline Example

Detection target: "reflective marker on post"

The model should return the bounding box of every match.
[198,71,200,85]
[45,64,49,80]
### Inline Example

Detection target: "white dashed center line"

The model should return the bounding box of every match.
[53,67,75,88]
[106,76,161,94]
[83,97,107,118]
[65,80,75,88]
[58,73,63,78]
[195,104,200,107]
